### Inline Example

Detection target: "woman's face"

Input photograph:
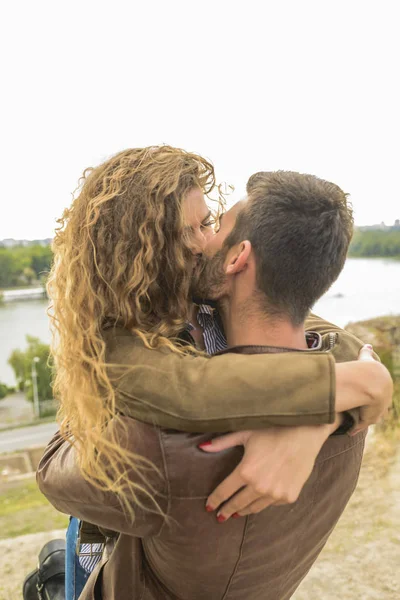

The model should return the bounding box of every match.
[183,188,216,258]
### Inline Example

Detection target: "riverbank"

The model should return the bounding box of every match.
[0,287,46,302]
[348,255,400,261]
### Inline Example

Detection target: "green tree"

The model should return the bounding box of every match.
[0,251,20,287]
[30,245,53,279]
[349,229,400,258]
[23,267,36,285]
[0,381,15,400]
[0,244,53,289]
[0,381,11,400]
[8,336,53,403]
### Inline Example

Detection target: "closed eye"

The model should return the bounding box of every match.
[200,211,216,230]
[201,218,216,229]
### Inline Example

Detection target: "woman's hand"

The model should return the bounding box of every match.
[200,345,392,522]
[199,415,341,522]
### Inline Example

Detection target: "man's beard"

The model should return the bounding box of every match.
[190,249,227,302]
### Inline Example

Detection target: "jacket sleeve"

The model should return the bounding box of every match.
[305,313,380,429]
[106,332,336,432]
[36,422,169,538]
[306,313,369,362]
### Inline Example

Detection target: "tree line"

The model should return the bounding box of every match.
[0,244,53,288]
[349,229,400,258]
[1,230,400,291]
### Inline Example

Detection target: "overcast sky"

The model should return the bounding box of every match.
[1,0,399,239]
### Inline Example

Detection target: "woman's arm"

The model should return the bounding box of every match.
[107,328,335,431]
[106,321,389,432]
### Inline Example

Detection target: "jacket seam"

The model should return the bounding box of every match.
[138,542,146,600]
[220,516,250,600]
[276,464,323,598]
[169,494,208,500]
[316,436,366,465]
[44,495,122,510]
[327,353,335,422]
[154,428,172,538]
[349,438,366,493]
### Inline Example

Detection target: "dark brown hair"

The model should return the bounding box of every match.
[225,171,354,325]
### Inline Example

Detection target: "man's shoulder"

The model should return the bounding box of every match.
[305,314,364,362]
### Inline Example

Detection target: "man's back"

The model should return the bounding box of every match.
[58,337,366,600]
[91,415,365,600]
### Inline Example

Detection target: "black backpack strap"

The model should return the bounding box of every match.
[38,539,65,566]
[37,539,66,586]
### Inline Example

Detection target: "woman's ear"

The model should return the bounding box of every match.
[225,241,252,274]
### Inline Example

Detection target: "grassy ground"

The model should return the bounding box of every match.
[0,478,68,539]
[0,477,69,599]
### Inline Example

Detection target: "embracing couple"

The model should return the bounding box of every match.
[37,146,392,600]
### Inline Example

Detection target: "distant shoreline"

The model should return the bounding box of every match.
[347,254,400,260]
[0,287,46,302]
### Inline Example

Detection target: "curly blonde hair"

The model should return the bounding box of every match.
[47,145,223,518]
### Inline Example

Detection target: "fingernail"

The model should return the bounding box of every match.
[198,441,212,448]
[232,512,240,519]
[365,344,373,350]
[205,505,214,512]
[217,514,226,523]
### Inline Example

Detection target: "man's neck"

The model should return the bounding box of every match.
[219,298,308,350]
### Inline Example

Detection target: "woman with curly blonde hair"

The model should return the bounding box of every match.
[38,146,390,599]
[47,146,222,508]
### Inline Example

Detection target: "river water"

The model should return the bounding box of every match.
[0,258,399,386]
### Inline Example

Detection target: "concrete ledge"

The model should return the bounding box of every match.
[0,446,45,480]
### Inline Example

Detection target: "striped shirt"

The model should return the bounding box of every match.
[189,304,228,354]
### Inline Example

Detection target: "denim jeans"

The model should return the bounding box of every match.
[65,517,89,600]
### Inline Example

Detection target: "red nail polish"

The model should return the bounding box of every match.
[205,505,214,512]
[232,513,240,519]
[198,441,212,448]
[217,514,226,523]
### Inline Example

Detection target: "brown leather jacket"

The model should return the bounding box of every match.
[37,331,366,600]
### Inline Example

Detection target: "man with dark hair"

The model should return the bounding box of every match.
[193,172,363,511]
[235,171,353,324]
[202,170,353,322]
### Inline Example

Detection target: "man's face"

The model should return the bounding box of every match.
[193,200,246,300]
[204,200,246,258]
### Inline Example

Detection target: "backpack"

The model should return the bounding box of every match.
[23,538,65,600]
